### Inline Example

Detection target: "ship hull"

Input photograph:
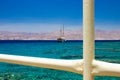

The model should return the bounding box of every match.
[57,37,65,42]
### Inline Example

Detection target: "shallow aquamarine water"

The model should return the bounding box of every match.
[0,40,120,80]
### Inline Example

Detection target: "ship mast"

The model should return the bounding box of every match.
[62,24,64,37]
[60,27,62,37]
[59,24,64,37]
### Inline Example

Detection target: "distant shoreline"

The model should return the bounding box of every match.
[0,40,120,42]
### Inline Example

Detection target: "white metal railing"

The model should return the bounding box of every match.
[0,54,120,77]
[83,0,94,79]
[0,0,120,80]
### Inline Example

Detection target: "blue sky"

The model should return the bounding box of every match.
[0,0,120,32]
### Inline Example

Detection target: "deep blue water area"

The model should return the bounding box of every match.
[0,40,120,80]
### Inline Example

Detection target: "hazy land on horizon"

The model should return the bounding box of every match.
[0,29,120,40]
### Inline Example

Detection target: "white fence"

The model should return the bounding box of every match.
[0,0,120,80]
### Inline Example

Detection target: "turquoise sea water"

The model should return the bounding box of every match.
[0,40,120,80]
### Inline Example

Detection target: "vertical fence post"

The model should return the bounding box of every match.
[83,0,94,80]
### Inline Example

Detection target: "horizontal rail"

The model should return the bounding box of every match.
[0,54,120,77]
[0,54,83,74]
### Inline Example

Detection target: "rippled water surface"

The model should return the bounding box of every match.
[0,40,120,80]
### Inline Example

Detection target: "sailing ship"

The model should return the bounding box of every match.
[57,25,65,42]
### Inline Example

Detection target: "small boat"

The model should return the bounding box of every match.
[57,37,65,42]
[57,25,65,42]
